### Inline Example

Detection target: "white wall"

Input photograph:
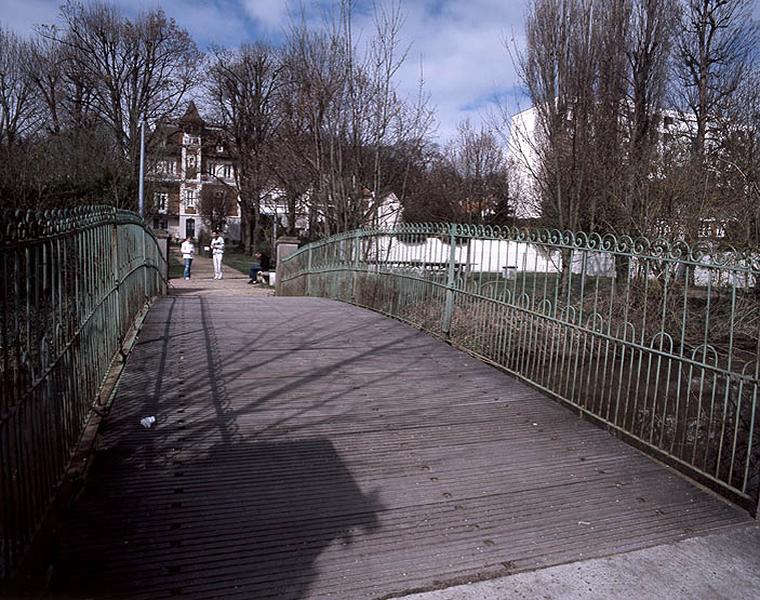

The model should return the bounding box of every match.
[507,107,543,220]
[369,236,755,286]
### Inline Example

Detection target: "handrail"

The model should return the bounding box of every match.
[278,224,760,515]
[0,206,168,580]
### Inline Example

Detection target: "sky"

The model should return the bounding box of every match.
[3,0,759,144]
[0,0,528,143]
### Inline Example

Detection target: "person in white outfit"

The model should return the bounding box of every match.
[180,236,195,280]
[211,230,225,279]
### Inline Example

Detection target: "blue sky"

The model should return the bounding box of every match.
[0,0,527,143]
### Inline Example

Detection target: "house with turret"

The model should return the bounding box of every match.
[147,102,240,241]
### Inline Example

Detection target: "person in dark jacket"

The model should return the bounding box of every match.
[248,252,270,284]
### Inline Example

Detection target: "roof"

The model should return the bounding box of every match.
[178,101,205,128]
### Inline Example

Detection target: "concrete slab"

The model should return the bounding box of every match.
[391,525,760,600]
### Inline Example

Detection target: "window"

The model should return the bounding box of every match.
[664,116,674,128]
[155,160,176,175]
[216,144,224,153]
[185,189,196,208]
[185,134,200,146]
[155,192,168,213]
[210,162,233,179]
[186,154,196,169]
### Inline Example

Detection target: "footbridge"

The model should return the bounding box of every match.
[2,212,759,598]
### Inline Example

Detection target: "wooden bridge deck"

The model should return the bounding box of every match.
[51,287,750,599]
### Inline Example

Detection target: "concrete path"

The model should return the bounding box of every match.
[391,525,760,600]
[48,280,755,598]
[169,247,274,298]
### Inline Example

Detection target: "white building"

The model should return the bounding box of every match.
[506,105,691,222]
[506,106,543,220]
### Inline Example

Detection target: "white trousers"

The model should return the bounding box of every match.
[213,254,223,278]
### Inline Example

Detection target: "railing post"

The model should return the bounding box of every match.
[142,226,149,301]
[351,232,361,303]
[306,245,313,296]
[441,224,457,338]
[111,223,122,342]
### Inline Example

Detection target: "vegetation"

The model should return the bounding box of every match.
[511,0,760,249]
[223,248,257,278]
[1,0,759,253]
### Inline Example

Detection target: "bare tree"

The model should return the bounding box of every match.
[674,0,755,158]
[0,28,40,148]
[199,184,235,232]
[443,120,510,223]
[513,0,684,238]
[49,1,201,196]
[268,115,313,236]
[207,42,284,253]
[282,0,433,237]
[664,0,758,241]
[27,28,101,134]
[0,28,43,208]
[612,0,679,237]
[709,62,760,247]
[514,0,598,235]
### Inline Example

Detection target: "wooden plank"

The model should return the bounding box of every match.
[51,295,750,599]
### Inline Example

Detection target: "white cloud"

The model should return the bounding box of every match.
[1,0,528,142]
[148,0,252,46]
[376,0,526,142]
[0,0,253,47]
[241,0,289,30]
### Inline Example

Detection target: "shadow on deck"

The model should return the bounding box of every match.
[49,296,751,599]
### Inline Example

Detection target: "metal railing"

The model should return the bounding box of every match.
[278,224,760,514]
[1,206,167,579]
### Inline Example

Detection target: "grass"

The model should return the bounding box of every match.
[168,245,184,279]
[223,248,254,278]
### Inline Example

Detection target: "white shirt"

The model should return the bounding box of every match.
[211,236,225,255]
[180,240,195,259]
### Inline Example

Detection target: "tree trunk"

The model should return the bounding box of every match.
[560,248,573,296]
[252,199,262,254]
[242,205,256,255]
[287,193,297,236]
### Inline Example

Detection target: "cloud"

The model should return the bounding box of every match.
[241,0,289,30]
[145,0,252,47]
[1,0,529,143]
[387,0,526,142]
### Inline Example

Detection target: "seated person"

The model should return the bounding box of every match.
[248,251,270,284]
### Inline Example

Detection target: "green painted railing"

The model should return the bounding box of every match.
[278,224,760,514]
[0,207,167,579]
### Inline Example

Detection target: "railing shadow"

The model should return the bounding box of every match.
[48,295,399,598]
